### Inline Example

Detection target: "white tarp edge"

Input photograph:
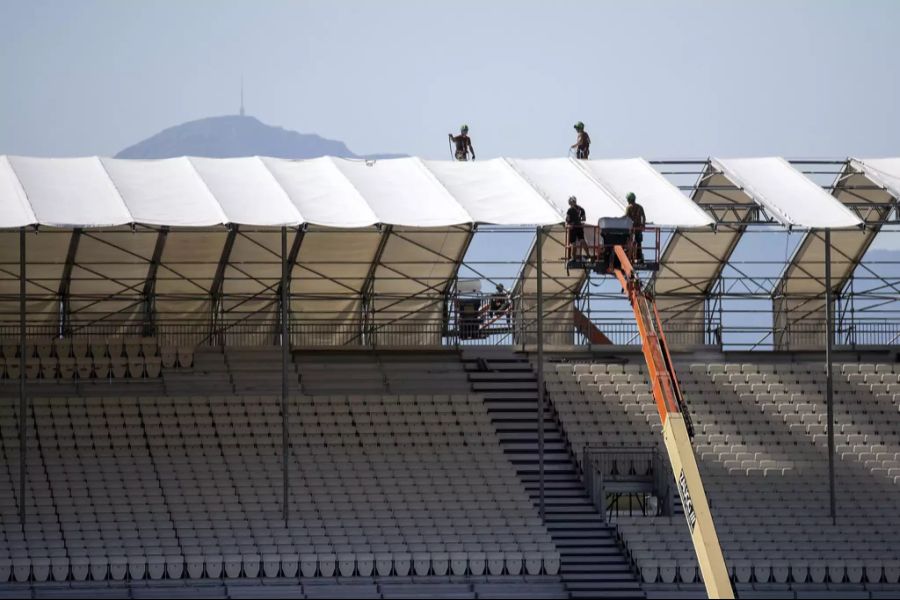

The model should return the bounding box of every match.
[851,158,900,201]
[0,155,35,228]
[4,153,868,230]
[713,157,862,228]
[8,156,133,227]
[576,158,714,227]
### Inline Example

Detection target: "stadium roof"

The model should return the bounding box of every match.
[1,155,896,336]
[0,155,876,230]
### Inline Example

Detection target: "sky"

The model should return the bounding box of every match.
[2,0,899,160]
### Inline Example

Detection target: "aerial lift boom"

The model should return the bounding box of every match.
[603,238,734,599]
[456,216,733,596]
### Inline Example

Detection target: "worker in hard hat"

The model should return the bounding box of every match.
[489,283,512,326]
[570,122,591,159]
[449,125,475,161]
[566,195,590,261]
[624,192,646,264]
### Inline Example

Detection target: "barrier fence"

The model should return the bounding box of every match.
[1,314,898,351]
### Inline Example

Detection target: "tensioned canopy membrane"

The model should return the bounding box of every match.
[0,155,885,342]
[0,155,869,230]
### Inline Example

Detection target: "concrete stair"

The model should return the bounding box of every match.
[463,349,644,599]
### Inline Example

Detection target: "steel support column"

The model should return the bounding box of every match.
[825,228,836,524]
[210,227,238,345]
[360,225,392,345]
[18,228,26,522]
[281,227,290,524]
[58,228,82,337]
[536,226,545,520]
[142,227,169,336]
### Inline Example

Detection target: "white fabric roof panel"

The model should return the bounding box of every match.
[2,154,889,230]
[0,156,35,227]
[712,157,862,228]
[577,158,714,227]
[851,158,900,201]
[506,158,625,223]
[330,157,471,226]
[7,156,132,227]
[189,157,302,226]
[422,159,561,225]
[101,157,227,226]
[260,157,378,227]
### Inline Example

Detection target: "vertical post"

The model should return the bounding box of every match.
[535,226,545,520]
[18,228,26,522]
[281,226,289,524]
[824,228,836,524]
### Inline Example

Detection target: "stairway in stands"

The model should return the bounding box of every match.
[463,349,644,599]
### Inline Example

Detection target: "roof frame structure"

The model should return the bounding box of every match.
[141,227,169,334]
[0,154,895,351]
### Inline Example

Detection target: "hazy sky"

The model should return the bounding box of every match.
[2,0,899,159]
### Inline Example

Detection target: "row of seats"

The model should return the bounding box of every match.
[1,356,162,380]
[0,393,560,582]
[0,549,553,583]
[0,338,194,380]
[2,337,174,360]
[546,358,900,585]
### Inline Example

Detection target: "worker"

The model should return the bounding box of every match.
[566,196,590,261]
[570,122,590,159]
[489,283,511,326]
[624,192,646,263]
[448,125,475,161]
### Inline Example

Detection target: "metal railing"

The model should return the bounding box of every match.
[0,304,897,351]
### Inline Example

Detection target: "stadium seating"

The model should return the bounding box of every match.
[0,390,560,583]
[546,358,900,588]
[0,336,190,381]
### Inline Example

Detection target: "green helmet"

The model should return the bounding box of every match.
[460,124,469,133]
[626,192,636,203]
[574,121,584,131]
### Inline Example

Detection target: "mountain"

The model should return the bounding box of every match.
[115,114,404,160]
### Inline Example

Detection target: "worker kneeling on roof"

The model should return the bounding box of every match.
[624,192,646,264]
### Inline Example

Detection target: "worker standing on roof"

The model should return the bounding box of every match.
[570,122,590,159]
[448,125,475,161]
[624,192,646,264]
[566,196,590,262]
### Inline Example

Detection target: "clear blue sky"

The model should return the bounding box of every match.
[2,0,899,160]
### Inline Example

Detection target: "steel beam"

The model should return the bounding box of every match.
[281,227,290,524]
[57,228,82,336]
[210,227,239,340]
[210,227,238,300]
[825,228,836,524]
[142,227,168,335]
[360,225,393,337]
[536,226,545,521]
[18,228,26,522]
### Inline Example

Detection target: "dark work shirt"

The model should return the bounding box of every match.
[625,204,646,228]
[566,205,586,228]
